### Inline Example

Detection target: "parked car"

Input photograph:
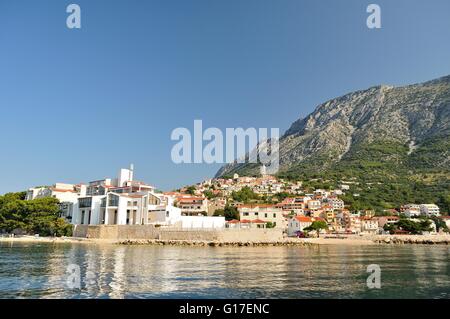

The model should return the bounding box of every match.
[295,231,306,238]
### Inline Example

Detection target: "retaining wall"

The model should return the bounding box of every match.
[73,225,283,242]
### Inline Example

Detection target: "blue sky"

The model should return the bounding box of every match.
[1,0,450,193]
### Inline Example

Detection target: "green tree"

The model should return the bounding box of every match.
[0,192,73,236]
[274,192,291,202]
[383,223,397,234]
[185,186,196,195]
[219,205,239,221]
[438,194,450,214]
[213,209,225,217]
[304,220,328,238]
[231,186,259,203]
[431,216,449,232]
[395,219,432,235]
[203,190,216,200]
[265,221,276,229]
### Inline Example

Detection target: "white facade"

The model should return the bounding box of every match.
[66,167,224,229]
[26,184,80,221]
[179,216,225,229]
[404,209,421,218]
[420,204,440,217]
[327,198,345,210]
[360,218,379,234]
[288,216,314,236]
[307,200,321,211]
[238,205,285,229]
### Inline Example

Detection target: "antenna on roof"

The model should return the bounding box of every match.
[130,164,134,171]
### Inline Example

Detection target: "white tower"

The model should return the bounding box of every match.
[118,164,134,187]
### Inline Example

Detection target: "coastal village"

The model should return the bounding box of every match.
[22,166,450,240]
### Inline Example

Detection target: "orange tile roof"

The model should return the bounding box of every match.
[252,219,267,224]
[294,216,313,223]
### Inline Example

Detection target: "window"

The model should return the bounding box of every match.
[243,212,249,216]
[108,194,119,206]
[79,197,92,208]
[254,212,258,216]
[273,213,276,218]
[265,213,268,218]
[166,211,170,217]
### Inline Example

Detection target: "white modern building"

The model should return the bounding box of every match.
[26,183,81,221]
[26,166,225,229]
[419,204,440,217]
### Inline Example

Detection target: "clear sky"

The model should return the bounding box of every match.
[1,0,450,194]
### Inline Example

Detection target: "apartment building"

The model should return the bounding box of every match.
[420,204,440,217]
[306,199,322,211]
[401,204,421,218]
[377,216,400,228]
[288,216,312,236]
[360,217,379,234]
[336,211,361,234]
[279,197,310,214]
[327,198,345,210]
[25,166,224,229]
[176,196,209,216]
[26,183,81,221]
[238,204,285,229]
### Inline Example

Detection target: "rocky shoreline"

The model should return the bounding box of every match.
[2,235,449,246]
[118,235,450,246]
[372,235,450,245]
[118,238,316,247]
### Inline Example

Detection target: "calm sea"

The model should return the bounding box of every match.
[0,242,449,299]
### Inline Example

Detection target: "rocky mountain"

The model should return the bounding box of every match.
[216,74,450,179]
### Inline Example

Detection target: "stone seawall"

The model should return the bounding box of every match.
[73,225,283,243]
[72,226,450,246]
[73,225,158,240]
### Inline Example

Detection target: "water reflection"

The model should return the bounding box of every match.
[0,243,449,299]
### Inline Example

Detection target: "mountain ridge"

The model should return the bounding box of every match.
[216,74,450,178]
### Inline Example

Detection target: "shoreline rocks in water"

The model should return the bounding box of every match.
[118,235,450,246]
[118,239,316,247]
[372,235,450,245]
[2,235,449,246]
